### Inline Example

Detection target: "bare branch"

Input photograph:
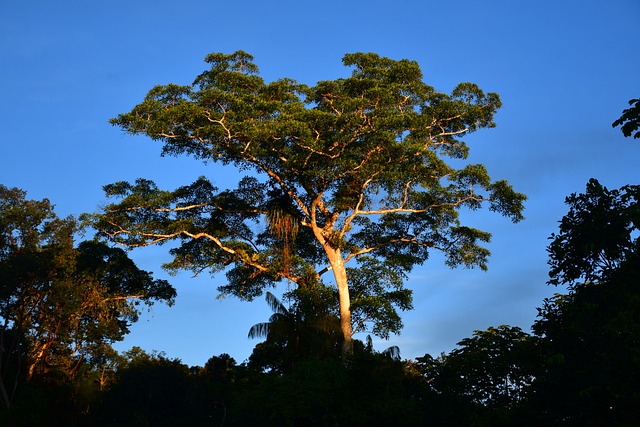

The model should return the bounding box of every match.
[344,237,434,263]
[106,224,306,285]
[356,194,484,216]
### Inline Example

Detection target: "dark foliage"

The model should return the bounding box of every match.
[529,179,640,425]
[613,98,640,139]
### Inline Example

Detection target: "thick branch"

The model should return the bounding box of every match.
[105,223,303,285]
[344,237,434,263]
[356,194,484,216]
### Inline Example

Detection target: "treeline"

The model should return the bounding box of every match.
[1,177,639,426]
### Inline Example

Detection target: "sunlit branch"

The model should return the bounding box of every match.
[356,194,484,216]
[102,295,145,303]
[291,133,342,159]
[435,126,471,138]
[204,109,233,140]
[105,221,303,285]
[340,176,376,237]
[344,237,434,263]
[317,265,332,277]
[109,203,209,213]
[108,204,262,215]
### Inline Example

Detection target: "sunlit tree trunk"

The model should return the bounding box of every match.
[324,247,353,359]
[26,343,48,382]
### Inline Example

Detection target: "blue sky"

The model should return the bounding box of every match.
[2,0,639,366]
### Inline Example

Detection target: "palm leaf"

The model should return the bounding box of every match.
[248,322,271,339]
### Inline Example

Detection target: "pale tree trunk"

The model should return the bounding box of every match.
[324,247,353,359]
[26,341,50,382]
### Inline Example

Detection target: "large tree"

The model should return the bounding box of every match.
[90,51,525,356]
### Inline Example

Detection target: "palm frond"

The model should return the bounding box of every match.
[248,322,270,339]
[382,345,401,361]
[265,291,289,315]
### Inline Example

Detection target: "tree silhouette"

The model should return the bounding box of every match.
[612,98,640,139]
[547,178,639,288]
[0,185,175,412]
[95,347,196,426]
[248,289,341,373]
[531,179,640,424]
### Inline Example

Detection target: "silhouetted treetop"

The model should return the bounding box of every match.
[613,98,640,139]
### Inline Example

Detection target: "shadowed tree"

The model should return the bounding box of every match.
[531,179,640,425]
[248,288,341,373]
[88,51,525,357]
[546,178,639,289]
[428,326,538,408]
[414,326,540,426]
[0,185,175,412]
[94,347,196,427]
[195,353,243,425]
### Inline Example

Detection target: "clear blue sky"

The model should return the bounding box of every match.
[2,0,639,366]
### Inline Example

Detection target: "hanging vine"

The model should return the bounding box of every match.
[266,207,299,276]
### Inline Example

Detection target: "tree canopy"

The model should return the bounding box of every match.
[0,185,175,410]
[532,179,640,424]
[89,51,525,356]
[547,178,640,288]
